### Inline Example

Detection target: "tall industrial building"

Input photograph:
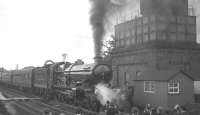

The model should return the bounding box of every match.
[111,0,200,108]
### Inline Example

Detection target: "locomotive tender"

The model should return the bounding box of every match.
[0,59,112,111]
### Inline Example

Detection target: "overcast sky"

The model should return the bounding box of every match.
[0,0,200,70]
[0,0,96,69]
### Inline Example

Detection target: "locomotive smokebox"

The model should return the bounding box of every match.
[94,56,103,64]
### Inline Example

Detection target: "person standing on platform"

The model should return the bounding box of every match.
[106,103,119,115]
[98,107,106,115]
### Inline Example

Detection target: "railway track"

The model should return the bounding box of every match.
[0,86,97,115]
[11,102,41,115]
[0,87,75,115]
[1,91,42,115]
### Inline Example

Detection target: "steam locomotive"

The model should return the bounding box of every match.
[0,59,112,111]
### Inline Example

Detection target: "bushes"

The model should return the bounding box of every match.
[0,102,12,115]
[184,103,200,115]
[127,104,200,115]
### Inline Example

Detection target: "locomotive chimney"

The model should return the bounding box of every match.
[94,56,103,64]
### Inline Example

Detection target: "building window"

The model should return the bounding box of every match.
[126,31,130,37]
[144,81,155,93]
[186,34,195,41]
[131,29,135,36]
[137,35,142,43]
[143,17,148,24]
[169,16,176,23]
[168,82,180,94]
[120,32,124,39]
[143,34,149,42]
[187,17,195,24]
[177,33,186,41]
[168,24,176,33]
[150,32,156,40]
[116,41,120,47]
[126,39,130,46]
[131,38,136,44]
[150,23,156,31]
[187,25,196,34]
[177,25,186,33]
[143,25,149,33]
[157,23,166,31]
[120,40,125,47]
[169,32,176,41]
[157,32,166,40]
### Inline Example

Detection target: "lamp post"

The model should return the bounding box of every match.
[16,64,19,70]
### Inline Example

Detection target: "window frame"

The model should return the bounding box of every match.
[144,81,155,93]
[168,81,180,94]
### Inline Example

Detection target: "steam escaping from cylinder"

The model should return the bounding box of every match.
[4,102,16,115]
[89,0,135,57]
[95,83,125,105]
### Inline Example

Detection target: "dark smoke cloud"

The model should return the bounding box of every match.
[89,0,132,57]
[89,0,200,57]
[89,0,108,57]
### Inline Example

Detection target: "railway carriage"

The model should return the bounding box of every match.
[0,71,12,86]
[33,61,67,99]
[12,67,34,91]
[33,66,49,96]
[65,63,112,88]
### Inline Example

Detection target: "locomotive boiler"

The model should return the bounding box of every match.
[65,61,112,89]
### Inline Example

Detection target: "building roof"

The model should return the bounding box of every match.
[133,70,194,81]
[189,71,200,81]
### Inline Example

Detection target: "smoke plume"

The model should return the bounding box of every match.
[89,0,133,57]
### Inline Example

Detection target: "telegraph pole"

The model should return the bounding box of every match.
[62,53,67,62]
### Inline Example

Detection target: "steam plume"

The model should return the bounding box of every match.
[89,0,133,57]
[95,83,125,105]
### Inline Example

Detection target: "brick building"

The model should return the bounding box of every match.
[111,0,200,108]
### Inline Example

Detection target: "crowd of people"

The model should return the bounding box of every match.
[97,102,199,115]
[41,102,200,115]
